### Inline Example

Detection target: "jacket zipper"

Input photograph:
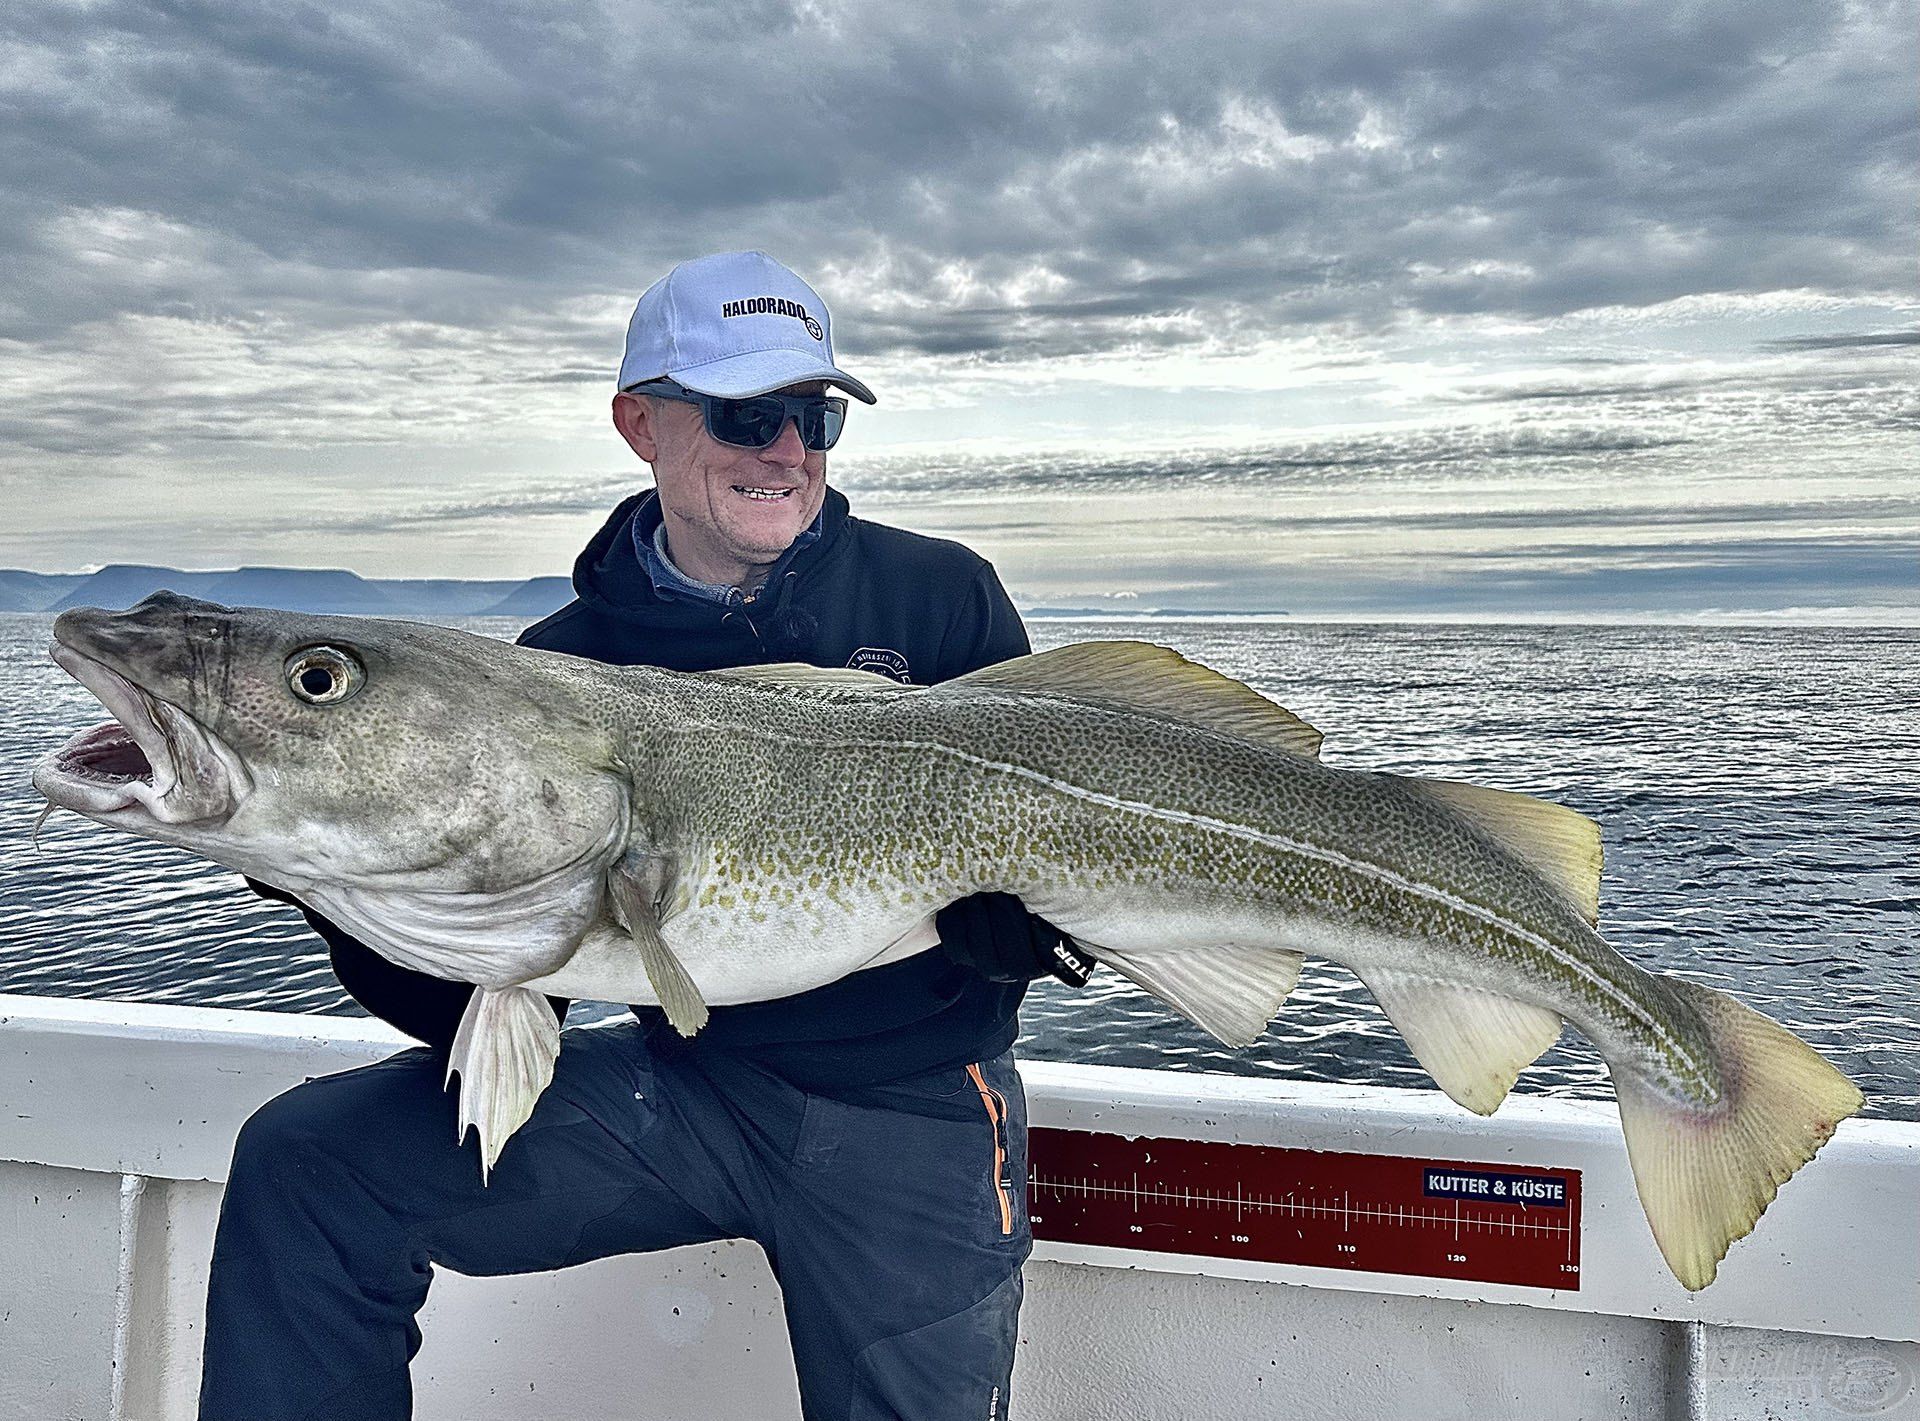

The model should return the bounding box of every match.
[966,1062,1015,1236]
[719,608,768,660]
[725,570,800,662]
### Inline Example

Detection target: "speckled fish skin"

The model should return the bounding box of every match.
[35,594,1862,1287]
[531,650,1862,1294]
[563,668,1704,1097]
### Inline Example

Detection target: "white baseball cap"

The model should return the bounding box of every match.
[617,251,876,404]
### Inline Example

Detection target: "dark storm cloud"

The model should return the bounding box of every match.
[1449,358,1914,412]
[1,0,1911,362]
[326,474,640,530]
[836,425,1698,503]
[1016,495,1920,540]
[1765,330,1920,351]
[518,369,618,385]
[285,436,1906,540]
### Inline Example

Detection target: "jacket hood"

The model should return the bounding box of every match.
[569,485,854,631]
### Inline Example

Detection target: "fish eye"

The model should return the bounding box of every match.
[285,645,365,706]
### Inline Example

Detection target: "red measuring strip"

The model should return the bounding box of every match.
[1027,1127,1582,1291]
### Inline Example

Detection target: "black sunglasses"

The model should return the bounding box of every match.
[623,378,848,452]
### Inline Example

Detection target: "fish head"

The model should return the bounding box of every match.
[33,592,630,901]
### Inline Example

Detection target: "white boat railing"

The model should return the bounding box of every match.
[2,992,1915,1421]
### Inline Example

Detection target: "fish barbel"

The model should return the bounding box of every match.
[32,592,1862,1290]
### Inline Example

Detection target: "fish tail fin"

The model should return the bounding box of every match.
[1608,976,1862,1290]
[446,985,562,1183]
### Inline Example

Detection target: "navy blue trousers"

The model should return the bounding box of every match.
[198,1021,1030,1420]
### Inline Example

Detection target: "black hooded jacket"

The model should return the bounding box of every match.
[302,488,1035,1089]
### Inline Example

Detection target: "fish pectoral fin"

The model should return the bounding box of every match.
[1403,777,1604,925]
[1091,940,1305,1048]
[445,985,561,1184]
[944,641,1324,759]
[607,854,709,1037]
[1355,968,1563,1116]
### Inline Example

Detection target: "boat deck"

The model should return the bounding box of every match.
[2,994,1914,1420]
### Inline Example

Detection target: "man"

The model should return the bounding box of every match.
[200,251,1092,1421]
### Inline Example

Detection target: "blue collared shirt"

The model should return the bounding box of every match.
[634,504,825,608]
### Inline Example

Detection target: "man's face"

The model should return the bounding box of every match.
[613,382,829,581]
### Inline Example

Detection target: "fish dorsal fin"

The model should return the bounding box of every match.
[947,641,1323,759]
[1409,778,1604,924]
[707,663,918,698]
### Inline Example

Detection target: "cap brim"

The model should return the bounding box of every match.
[668,348,876,405]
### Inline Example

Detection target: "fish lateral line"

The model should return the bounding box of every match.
[691,721,1702,1081]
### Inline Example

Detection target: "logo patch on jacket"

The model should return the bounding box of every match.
[847,646,912,682]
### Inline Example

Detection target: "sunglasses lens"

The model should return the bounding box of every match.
[706,395,846,451]
[708,398,786,448]
[806,400,847,451]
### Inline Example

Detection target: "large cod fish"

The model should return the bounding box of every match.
[33,592,1861,1290]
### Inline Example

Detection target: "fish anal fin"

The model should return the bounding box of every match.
[1611,976,1863,1291]
[948,641,1323,760]
[1411,778,1604,925]
[1358,968,1562,1115]
[446,985,561,1183]
[608,853,709,1037]
[1092,941,1305,1047]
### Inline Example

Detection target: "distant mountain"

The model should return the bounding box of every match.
[374,579,533,616]
[201,567,397,614]
[478,577,575,618]
[0,563,575,618]
[0,566,1277,622]
[47,565,227,612]
[0,569,86,612]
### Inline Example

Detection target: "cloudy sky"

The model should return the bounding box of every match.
[2,0,1914,616]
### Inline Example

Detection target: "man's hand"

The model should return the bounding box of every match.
[936,892,1094,987]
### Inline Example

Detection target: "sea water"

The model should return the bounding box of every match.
[3,613,1915,1119]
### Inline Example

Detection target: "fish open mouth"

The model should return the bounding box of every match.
[56,720,155,786]
[33,643,250,825]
